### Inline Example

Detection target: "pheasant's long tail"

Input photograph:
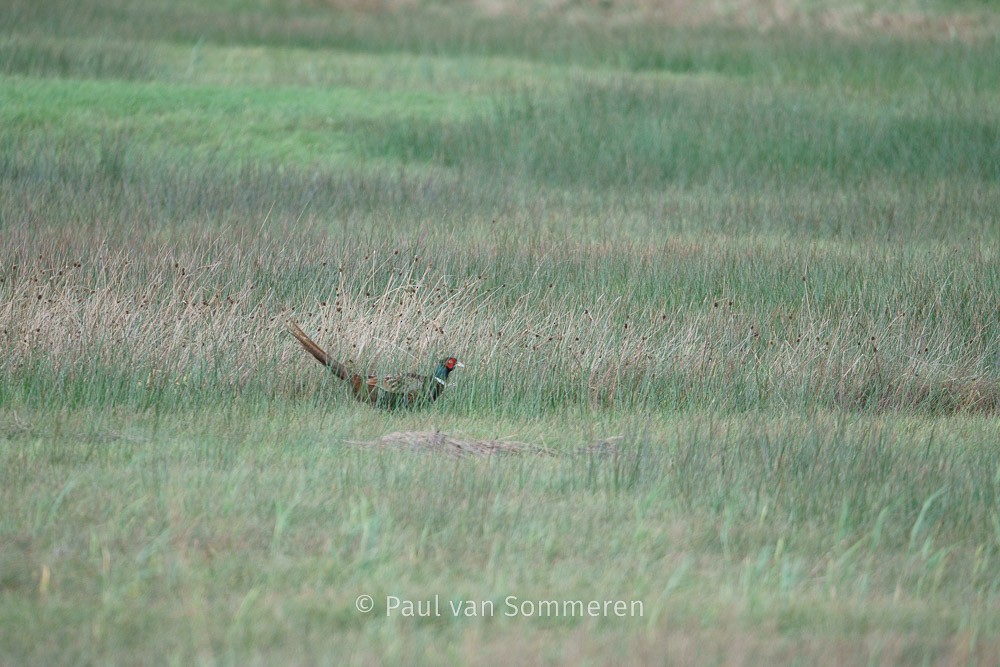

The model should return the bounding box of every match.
[287,321,351,381]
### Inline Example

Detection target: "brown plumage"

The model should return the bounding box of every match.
[287,321,463,409]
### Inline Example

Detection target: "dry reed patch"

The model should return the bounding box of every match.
[616,0,1000,42]
[3,232,994,416]
[473,0,998,42]
[255,0,1000,41]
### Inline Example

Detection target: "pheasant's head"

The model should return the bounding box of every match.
[435,357,464,381]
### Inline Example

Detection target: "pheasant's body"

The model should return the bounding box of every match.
[288,322,461,409]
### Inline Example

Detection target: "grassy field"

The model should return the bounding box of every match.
[2,0,1000,664]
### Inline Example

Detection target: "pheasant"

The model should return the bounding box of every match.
[287,321,464,409]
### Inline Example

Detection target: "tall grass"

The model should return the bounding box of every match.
[0,35,156,80]
[6,0,1000,84]
[3,217,997,417]
[5,128,999,243]
[358,80,1000,188]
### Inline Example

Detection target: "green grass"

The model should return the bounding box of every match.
[2,0,1000,664]
[3,409,999,663]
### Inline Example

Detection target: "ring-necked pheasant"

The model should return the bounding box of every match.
[287,321,464,409]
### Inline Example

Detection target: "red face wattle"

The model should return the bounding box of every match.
[445,358,459,370]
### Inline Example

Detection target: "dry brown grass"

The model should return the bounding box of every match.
[293,0,999,41]
[2,228,997,416]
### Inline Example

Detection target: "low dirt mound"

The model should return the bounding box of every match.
[349,431,624,458]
